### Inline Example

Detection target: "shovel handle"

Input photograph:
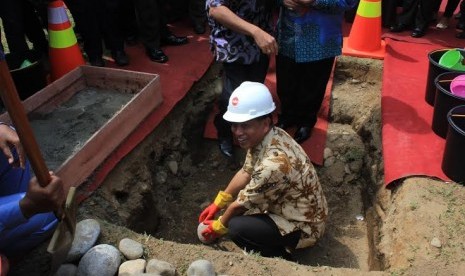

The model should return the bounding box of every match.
[0,53,51,186]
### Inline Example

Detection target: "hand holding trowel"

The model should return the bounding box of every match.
[0,50,76,272]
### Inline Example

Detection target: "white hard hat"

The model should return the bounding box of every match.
[223,81,276,123]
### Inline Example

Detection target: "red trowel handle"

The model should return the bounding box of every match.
[0,55,51,186]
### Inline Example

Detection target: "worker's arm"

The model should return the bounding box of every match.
[19,173,65,219]
[208,5,278,55]
[224,169,251,197]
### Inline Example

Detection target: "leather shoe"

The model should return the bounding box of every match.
[111,50,129,66]
[293,126,312,144]
[457,22,465,30]
[389,23,407,33]
[218,138,234,158]
[411,28,425,38]
[146,48,168,63]
[161,34,188,46]
[456,32,465,39]
[89,56,105,67]
[194,22,206,34]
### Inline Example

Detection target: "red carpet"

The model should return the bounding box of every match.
[202,56,333,166]
[382,23,464,187]
[78,21,213,202]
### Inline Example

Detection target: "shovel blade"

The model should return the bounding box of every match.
[47,187,77,273]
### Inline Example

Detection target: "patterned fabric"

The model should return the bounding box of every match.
[206,0,274,64]
[237,127,328,249]
[276,0,356,63]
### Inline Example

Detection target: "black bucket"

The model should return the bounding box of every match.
[442,105,465,183]
[425,49,465,106]
[432,72,465,138]
[4,50,47,100]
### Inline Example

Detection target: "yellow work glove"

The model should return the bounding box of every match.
[198,191,233,222]
[202,216,228,242]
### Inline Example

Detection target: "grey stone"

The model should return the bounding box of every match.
[431,237,442,248]
[66,219,101,262]
[77,244,121,276]
[323,147,333,159]
[324,156,336,167]
[146,259,176,276]
[167,161,178,175]
[55,263,77,276]
[119,259,146,275]
[119,238,144,260]
[186,260,215,276]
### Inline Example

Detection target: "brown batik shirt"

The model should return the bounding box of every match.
[237,127,328,249]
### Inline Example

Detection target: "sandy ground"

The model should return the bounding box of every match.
[8,56,465,276]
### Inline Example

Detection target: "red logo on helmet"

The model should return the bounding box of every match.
[232,97,239,106]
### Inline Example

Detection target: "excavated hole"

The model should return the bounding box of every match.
[77,56,385,271]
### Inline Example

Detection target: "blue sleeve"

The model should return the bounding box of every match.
[313,0,357,12]
[0,194,28,235]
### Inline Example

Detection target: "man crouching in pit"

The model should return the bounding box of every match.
[198,81,328,260]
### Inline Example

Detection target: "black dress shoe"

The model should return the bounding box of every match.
[294,126,312,144]
[457,22,465,30]
[193,22,206,34]
[456,31,465,39]
[89,56,105,67]
[390,23,407,33]
[146,48,168,63]
[218,138,234,158]
[161,34,188,46]
[111,50,129,66]
[411,28,425,38]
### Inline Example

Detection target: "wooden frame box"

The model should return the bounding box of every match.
[0,65,163,190]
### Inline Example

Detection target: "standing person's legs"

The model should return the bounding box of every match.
[21,0,48,57]
[214,56,269,157]
[190,0,207,34]
[133,0,168,62]
[0,0,29,56]
[437,0,460,29]
[102,0,128,66]
[276,54,298,128]
[390,0,418,31]
[80,0,105,66]
[294,57,334,130]
[412,0,436,37]
[276,55,334,143]
[228,214,301,260]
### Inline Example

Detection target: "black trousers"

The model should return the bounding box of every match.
[442,0,460,18]
[0,0,48,56]
[276,55,334,128]
[79,0,125,59]
[228,214,301,259]
[133,0,169,49]
[214,55,270,140]
[169,0,206,24]
[396,0,436,30]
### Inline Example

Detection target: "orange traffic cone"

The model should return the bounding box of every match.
[342,0,385,59]
[48,1,85,80]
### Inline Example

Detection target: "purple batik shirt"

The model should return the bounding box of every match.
[206,0,274,64]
